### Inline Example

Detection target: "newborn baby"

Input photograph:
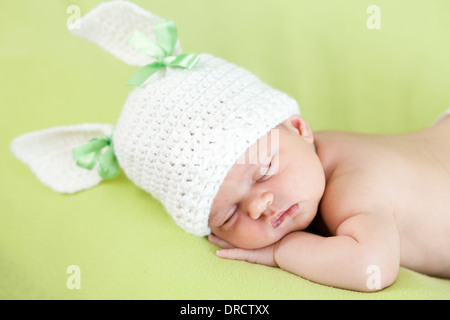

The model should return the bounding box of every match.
[10,1,450,294]
[208,113,450,291]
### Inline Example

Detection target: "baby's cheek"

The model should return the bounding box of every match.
[232,221,274,249]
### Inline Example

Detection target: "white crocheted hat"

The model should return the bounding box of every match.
[10,1,300,236]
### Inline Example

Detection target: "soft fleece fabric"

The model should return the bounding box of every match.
[1,0,450,299]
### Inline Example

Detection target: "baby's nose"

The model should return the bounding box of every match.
[248,192,274,220]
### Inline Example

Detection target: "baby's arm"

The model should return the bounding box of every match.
[211,211,400,292]
[213,213,400,291]
[211,173,401,292]
[274,211,400,291]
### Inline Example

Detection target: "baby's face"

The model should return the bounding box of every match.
[209,115,326,249]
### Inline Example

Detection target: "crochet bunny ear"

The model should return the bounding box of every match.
[10,124,115,194]
[69,0,182,66]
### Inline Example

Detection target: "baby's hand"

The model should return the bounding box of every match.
[208,234,278,267]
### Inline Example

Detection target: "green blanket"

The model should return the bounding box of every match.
[1,0,449,299]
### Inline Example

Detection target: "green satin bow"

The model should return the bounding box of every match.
[127,19,200,86]
[73,135,120,179]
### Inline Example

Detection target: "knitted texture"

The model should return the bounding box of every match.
[11,1,301,237]
[68,0,182,67]
[113,54,300,236]
[71,1,302,236]
[10,124,115,194]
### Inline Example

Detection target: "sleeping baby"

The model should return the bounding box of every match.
[10,1,450,292]
[208,112,450,291]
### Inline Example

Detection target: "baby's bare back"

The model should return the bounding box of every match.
[315,118,450,277]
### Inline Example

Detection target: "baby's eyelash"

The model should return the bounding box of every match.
[260,162,271,175]
[223,205,237,225]
[256,161,273,183]
[256,152,279,183]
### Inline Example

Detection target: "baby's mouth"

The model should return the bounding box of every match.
[271,203,299,228]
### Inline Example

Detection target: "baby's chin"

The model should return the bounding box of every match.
[229,230,289,250]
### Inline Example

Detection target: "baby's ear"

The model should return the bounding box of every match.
[284,115,314,144]
[10,124,115,194]
[69,1,182,66]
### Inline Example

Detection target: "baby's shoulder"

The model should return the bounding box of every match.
[319,170,393,234]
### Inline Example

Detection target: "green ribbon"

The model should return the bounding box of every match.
[127,19,200,86]
[73,135,120,179]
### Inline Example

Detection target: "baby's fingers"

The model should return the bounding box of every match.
[216,245,278,267]
[216,248,252,262]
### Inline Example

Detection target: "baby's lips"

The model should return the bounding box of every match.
[270,209,287,228]
[270,203,299,228]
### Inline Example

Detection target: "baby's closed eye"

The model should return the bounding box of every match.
[223,205,238,225]
[256,152,279,183]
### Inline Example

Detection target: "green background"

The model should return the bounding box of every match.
[1,0,450,299]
